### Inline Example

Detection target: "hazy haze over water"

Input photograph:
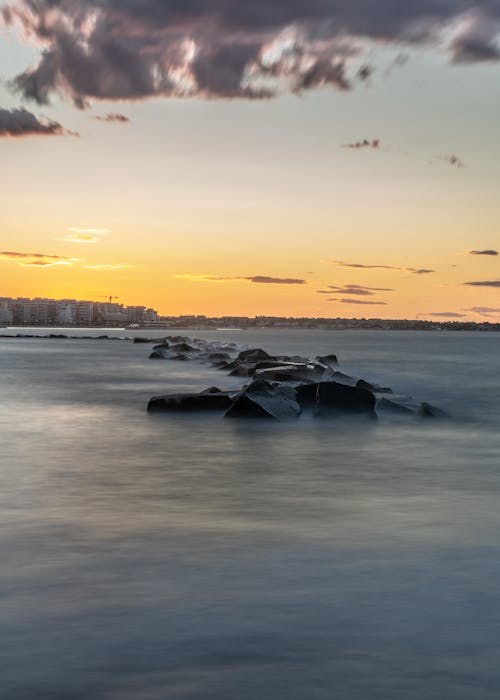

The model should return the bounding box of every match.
[1,329,500,699]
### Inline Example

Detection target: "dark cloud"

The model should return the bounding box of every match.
[343,138,380,150]
[0,251,76,266]
[464,280,500,287]
[468,306,500,317]
[247,276,306,285]
[4,1,500,106]
[435,154,465,167]
[0,107,73,137]
[328,298,387,305]
[93,113,130,123]
[469,249,498,256]
[179,274,306,285]
[318,284,393,296]
[427,312,466,318]
[332,260,434,274]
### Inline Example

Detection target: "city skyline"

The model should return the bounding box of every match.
[2,1,500,320]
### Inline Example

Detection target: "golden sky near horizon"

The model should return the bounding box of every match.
[1,0,500,320]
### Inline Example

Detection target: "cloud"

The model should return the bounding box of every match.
[469,249,498,256]
[4,1,500,106]
[332,260,434,274]
[464,280,500,287]
[427,312,466,318]
[68,227,111,235]
[318,284,393,296]
[93,113,130,123]
[0,251,76,267]
[176,274,306,285]
[435,154,465,167]
[247,276,306,285]
[467,306,500,318]
[0,107,74,137]
[59,233,99,244]
[327,298,387,305]
[342,139,380,150]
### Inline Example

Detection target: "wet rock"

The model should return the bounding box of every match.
[377,397,416,415]
[356,378,392,394]
[316,354,338,366]
[148,388,236,412]
[235,348,272,363]
[314,381,376,415]
[225,379,301,420]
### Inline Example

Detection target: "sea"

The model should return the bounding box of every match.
[1,327,500,699]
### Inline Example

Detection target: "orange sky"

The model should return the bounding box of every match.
[2,2,500,321]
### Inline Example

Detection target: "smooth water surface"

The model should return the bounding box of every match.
[1,329,500,699]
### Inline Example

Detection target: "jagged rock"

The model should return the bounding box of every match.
[377,397,416,415]
[256,365,326,384]
[229,363,256,377]
[313,381,376,415]
[356,378,392,394]
[316,354,338,366]
[170,342,199,353]
[148,388,235,412]
[235,348,272,363]
[152,342,170,351]
[225,379,301,420]
[133,337,154,344]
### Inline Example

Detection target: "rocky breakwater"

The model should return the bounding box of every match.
[146,336,445,422]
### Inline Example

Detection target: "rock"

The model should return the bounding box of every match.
[356,378,392,394]
[235,348,273,363]
[377,397,416,415]
[225,379,301,420]
[419,402,446,418]
[255,365,326,384]
[170,342,199,353]
[229,363,256,377]
[316,354,338,366]
[148,389,235,412]
[152,342,170,351]
[314,381,376,415]
[133,337,153,343]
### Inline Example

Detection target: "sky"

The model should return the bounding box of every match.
[1,1,500,320]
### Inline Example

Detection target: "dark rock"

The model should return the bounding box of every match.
[133,337,153,344]
[152,342,170,351]
[236,348,272,363]
[377,397,416,415]
[316,354,338,366]
[356,378,392,394]
[148,389,235,412]
[170,342,199,353]
[314,381,376,415]
[419,402,446,418]
[49,334,68,339]
[225,379,301,420]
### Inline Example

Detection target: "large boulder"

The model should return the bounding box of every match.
[312,381,376,415]
[225,379,301,420]
[316,354,338,366]
[235,348,273,363]
[356,378,392,394]
[148,388,235,412]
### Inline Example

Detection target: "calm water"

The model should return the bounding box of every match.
[1,329,500,699]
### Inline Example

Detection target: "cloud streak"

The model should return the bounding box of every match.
[469,249,498,256]
[327,298,387,305]
[332,260,434,274]
[0,251,77,267]
[318,284,393,296]
[464,280,500,287]
[93,113,130,123]
[0,107,74,138]
[4,1,500,106]
[176,274,306,285]
[342,139,380,150]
